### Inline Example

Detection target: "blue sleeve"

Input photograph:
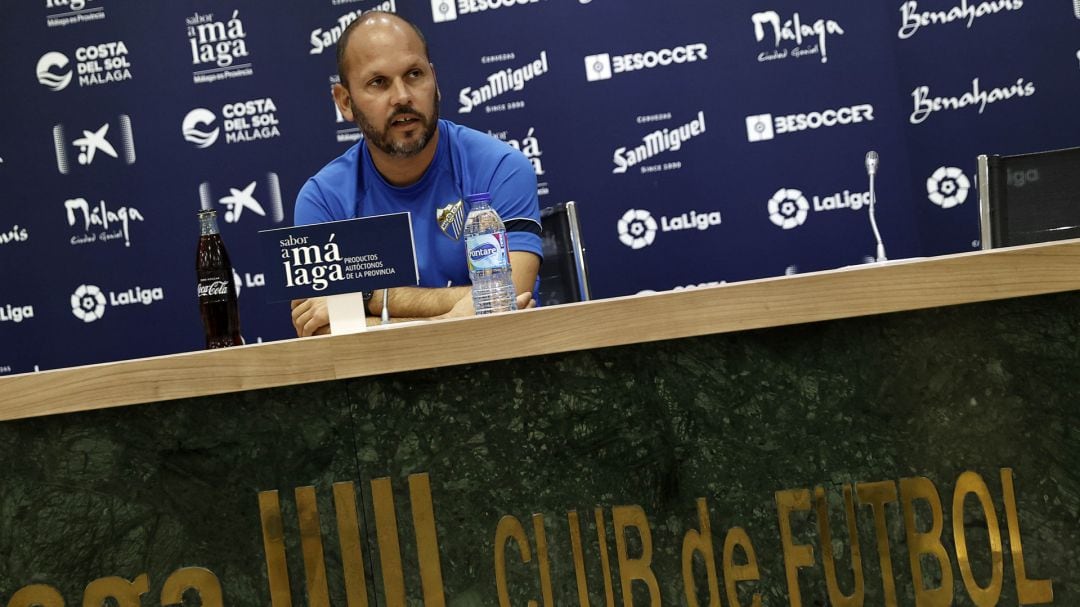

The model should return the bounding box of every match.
[293,178,336,226]
[487,148,543,259]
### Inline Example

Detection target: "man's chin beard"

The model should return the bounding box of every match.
[356,111,438,158]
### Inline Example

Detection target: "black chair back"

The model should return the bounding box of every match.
[538,201,591,306]
[979,146,1080,248]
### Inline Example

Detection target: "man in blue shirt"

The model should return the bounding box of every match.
[291,11,542,336]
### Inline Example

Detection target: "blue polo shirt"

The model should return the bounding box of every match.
[294,119,543,289]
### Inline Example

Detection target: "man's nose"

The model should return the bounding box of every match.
[390,79,412,106]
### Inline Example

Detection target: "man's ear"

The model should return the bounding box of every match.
[332,82,354,122]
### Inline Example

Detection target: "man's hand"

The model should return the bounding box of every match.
[438,290,534,319]
[291,297,331,337]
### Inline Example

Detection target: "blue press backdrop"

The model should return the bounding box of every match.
[1,0,1078,373]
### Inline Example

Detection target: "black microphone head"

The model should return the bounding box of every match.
[865,151,880,176]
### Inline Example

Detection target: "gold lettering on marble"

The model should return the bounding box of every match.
[681,498,720,607]
[899,476,953,606]
[532,514,555,607]
[775,489,814,607]
[370,477,407,607]
[567,511,592,607]
[595,507,617,607]
[258,490,293,607]
[257,473,444,607]
[160,568,223,607]
[7,585,64,607]
[82,574,148,607]
[332,482,370,607]
[815,485,863,607]
[494,515,530,607]
[612,505,661,607]
[409,474,447,607]
[296,486,331,607]
[723,526,762,607]
[855,480,899,607]
[1001,468,1054,604]
[952,471,1003,606]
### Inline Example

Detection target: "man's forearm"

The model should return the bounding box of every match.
[368,286,471,319]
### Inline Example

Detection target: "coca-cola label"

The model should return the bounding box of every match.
[198,277,230,301]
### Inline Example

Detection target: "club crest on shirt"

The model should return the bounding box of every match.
[437,199,465,241]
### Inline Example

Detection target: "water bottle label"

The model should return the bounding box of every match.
[466,233,509,271]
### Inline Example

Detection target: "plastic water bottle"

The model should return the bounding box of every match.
[464,192,517,314]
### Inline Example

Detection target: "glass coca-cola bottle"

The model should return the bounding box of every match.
[196,209,242,348]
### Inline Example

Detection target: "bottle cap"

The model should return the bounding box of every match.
[465,192,492,203]
[198,209,217,217]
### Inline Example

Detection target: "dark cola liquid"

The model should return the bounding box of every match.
[197,212,242,349]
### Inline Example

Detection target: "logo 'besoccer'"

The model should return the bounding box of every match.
[71,284,106,322]
[617,209,658,249]
[927,166,970,209]
[768,189,810,229]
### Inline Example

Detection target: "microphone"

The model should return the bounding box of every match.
[865,151,887,262]
[865,151,879,176]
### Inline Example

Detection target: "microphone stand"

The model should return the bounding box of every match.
[866,152,887,262]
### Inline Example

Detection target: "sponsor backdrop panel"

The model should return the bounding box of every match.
[2,0,1078,371]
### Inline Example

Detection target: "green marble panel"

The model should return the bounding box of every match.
[0,290,1077,607]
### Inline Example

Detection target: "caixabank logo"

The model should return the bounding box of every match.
[898,0,1024,39]
[910,77,1035,125]
[36,40,133,91]
[616,207,721,250]
[612,111,706,174]
[198,173,284,225]
[182,98,281,148]
[459,52,549,114]
[746,103,873,142]
[186,10,254,84]
[584,42,708,82]
[53,115,136,175]
[70,283,164,323]
[767,185,871,230]
[309,2,396,55]
[46,0,106,28]
[751,10,844,64]
[432,0,540,23]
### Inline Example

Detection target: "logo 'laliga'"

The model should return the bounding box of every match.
[927,166,970,209]
[768,188,810,229]
[71,284,106,322]
[182,108,220,148]
[37,51,72,91]
[617,208,657,249]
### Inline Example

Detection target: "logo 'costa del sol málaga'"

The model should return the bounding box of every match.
[36,52,72,91]
[182,108,219,148]
[71,284,106,322]
[36,41,132,91]
[927,166,971,208]
[182,99,281,147]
